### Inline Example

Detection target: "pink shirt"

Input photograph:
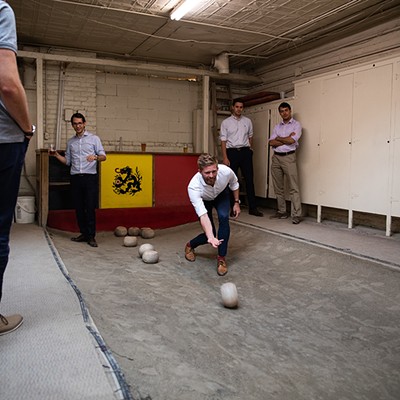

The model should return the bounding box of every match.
[270,118,302,153]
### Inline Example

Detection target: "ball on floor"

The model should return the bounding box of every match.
[142,250,159,264]
[114,226,128,237]
[141,227,155,239]
[220,282,238,308]
[138,243,155,257]
[123,236,138,247]
[128,226,140,236]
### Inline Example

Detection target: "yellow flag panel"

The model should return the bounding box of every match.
[100,154,153,209]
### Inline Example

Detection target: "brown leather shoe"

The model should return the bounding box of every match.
[185,244,195,262]
[217,258,228,276]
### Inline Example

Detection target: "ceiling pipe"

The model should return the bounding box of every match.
[56,62,66,150]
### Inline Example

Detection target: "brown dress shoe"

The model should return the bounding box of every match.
[185,244,195,262]
[217,258,228,276]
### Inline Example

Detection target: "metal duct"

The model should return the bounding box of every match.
[213,52,229,74]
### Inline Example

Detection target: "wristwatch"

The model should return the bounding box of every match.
[234,199,241,204]
[24,124,36,138]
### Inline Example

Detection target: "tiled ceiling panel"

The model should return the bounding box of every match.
[8,0,400,72]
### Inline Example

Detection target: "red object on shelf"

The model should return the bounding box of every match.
[236,91,281,107]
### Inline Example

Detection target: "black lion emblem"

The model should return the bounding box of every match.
[112,166,142,196]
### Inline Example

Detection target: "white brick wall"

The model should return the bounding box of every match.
[43,62,97,149]
[96,73,199,152]
[41,62,200,153]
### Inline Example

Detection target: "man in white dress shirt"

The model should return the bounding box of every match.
[185,154,240,276]
[220,99,263,217]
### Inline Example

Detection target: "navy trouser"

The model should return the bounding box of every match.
[70,174,98,239]
[0,139,29,302]
[227,147,257,210]
[189,186,230,257]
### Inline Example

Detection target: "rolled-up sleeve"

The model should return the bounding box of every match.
[188,184,207,218]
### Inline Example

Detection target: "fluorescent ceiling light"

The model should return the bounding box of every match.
[170,0,203,21]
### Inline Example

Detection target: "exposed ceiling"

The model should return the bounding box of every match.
[8,0,400,74]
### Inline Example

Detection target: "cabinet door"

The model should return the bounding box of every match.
[319,73,353,209]
[391,61,400,217]
[245,105,270,197]
[350,63,393,214]
[293,80,321,205]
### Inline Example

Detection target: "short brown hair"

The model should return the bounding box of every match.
[197,153,218,170]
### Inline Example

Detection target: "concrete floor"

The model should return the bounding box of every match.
[44,209,400,400]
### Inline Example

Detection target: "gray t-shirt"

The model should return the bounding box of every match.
[0,1,25,143]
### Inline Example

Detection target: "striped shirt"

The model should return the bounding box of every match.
[65,131,106,175]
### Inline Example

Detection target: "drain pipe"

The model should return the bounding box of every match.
[55,62,66,150]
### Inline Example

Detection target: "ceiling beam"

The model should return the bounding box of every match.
[18,50,262,84]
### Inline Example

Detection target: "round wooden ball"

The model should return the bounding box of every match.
[123,236,138,247]
[220,283,238,308]
[138,243,155,257]
[114,226,128,237]
[128,226,140,236]
[140,227,155,239]
[142,250,159,264]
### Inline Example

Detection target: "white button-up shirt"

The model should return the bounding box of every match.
[188,164,239,217]
[220,114,253,149]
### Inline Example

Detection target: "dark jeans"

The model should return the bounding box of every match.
[0,139,29,302]
[189,187,230,257]
[227,147,257,210]
[70,174,99,239]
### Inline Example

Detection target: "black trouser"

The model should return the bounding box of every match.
[227,147,257,210]
[70,174,98,239]
[0,139,29,302]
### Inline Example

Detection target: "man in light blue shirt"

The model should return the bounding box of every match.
[185,154,240,276]
[53,113,106,246]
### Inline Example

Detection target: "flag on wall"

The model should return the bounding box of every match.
[100,154,153,208]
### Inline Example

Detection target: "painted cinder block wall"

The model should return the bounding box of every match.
[38,62,200,154]
[43,63,97,149]
[96,73,200,153]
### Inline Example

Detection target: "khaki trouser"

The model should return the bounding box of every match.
[271,153,302,218]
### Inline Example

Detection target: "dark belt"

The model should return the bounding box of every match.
[274,150,295,156]
[72,173,96,177]
[227,147,250,152]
